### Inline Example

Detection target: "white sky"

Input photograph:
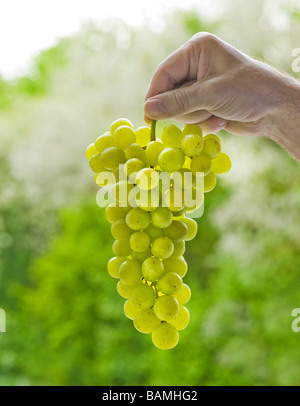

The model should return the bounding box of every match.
[0,0,220,79]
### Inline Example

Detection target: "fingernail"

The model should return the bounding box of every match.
[145,98,167,117]
[217,118,227,128]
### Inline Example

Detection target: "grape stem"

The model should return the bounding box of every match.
[151,120,157,141]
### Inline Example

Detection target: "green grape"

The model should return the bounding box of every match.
[145,140,164,167]
[158,148,185,173]
[157,272,183,295]
[112,239,132,257]
[204,171,217,193]
[145,224,165,243]
[124,158,145,177]
[86,143,99,160]
[169,306,190,330]
[130,281,155,310]
[202,137,221,159]
[129,231,150,252]
[111,218,133,240]
[95,133,115,154]
[180,217,198,241]
[164,188,185,212]
[107,256,126,278]
[114,125,136,149]
[123,299,140,320]
[105,203,130,224]
[164,220,188,242]
[152,322,179,350]
[125,143,146,162]
[110,118,134,135]
[135,126,151,147]
[151,207,173,229]
[135,168,159,191]
[182,124,203,137]
[135,189,159,212]
[163,256,188,278]
[203,133,221,143]
[211,152,231,174]
[181,134,203,157]
[142,257,164,282]
[133,308,161,334]
[190,153,212,175]
[131,248,152,263]
[172,241,185,256]
[125,207,151,230]
[89,153,106,173]
[151,237,174,259]
[111,181,134,206]
[117,280,133,299]
[100,147,126,170]
[161,124,183,148]
[153,295,179,321]
[119,259,142,286]
[173,283,191,305]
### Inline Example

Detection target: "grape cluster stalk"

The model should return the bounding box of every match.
[86,118,231,349]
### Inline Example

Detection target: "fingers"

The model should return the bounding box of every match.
[200,116,228,134]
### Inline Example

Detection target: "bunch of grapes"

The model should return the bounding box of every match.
[86,118,231,349]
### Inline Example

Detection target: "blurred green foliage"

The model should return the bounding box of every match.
[0,1,300,386]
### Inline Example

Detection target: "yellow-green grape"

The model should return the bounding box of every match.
[145,140,164,167]
[211,152,231,174]
[142,257,164,282]
[190,153,212,175]
[119,259,142,286]
[202,137,221,159]
[180,217,198,241]
[100,147,126,170]
[151,236,174,259]
[107,256,126,278]
[135,126,151,147]
[182,124,203,137]
[169,306,190,330]
[124,158,145,177]
[86,143,98,160]
[203,133,221,143]
[129,231,150,252]
[89,153,106,173]
[111,218,133,240]
[123,299,140,320]
[171,168,195,190]
[164,220,188,242]
[117,280,133,299]
[153,295,179,321]
[135,168,159,191]
[110,118,134,135]
[125,208,151,231]
[131,248,152,263]
[114,125,136,149]
[173,283,191,305]
[181,134,203,157]
[125,143,146,162]
[130,281,155,311]
[145,224,165,243]
[133,308,161,334]
[105,203,130,224]
[172,241,186,257]
[163,256,188,278]
[135,189,159,212]
[161,124,183,148]
[151,207,173,229]
[164,188,185,212]
[157,272,183,295]
[111,181,134,206]
[158,148,185,173]
[152,322,179,350]
[204,171,217,193]
[95,133,115,154]
[112,239,132,257]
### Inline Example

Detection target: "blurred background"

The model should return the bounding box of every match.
[0,0,300,386]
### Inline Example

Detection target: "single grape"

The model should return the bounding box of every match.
[111,218,133,240]
[151,207,173,229]
[164,220,188,242]
[131,248,152,263]
[95,133,115,154]
[123,299,140,320]
[117,280,133,299]
[204,171,217,193]
[112,239,132,257]
[157,272,183,295]
[190,153,212,175]
[181,133,203,157]
[145,140,165,167]
[145,224,165,242]
[161,124,183,148]
[130,281,155,311]
[163,256,188,278]
[203,133,221,143]
[172,241,186,257]
[125,143,146,162]
[135,126,151,147]
[114,125,136,149]
[182,124,203,137]
[129,231,150,252]
[119,259,142,286]
[152,322,179,350]
[135,168,159,191]
[133,308,161,334]
[202,137,221,159]
[110,118,134,135]
[169,306,190,330]
[107,256,126,278]
[105,203,130,224]
[180,217,198,241]
[173,283,191,305]
[211,152,231,174]
[89,153,106,173]
[86,143,99,160]
[151,236,174,259]
[153,295,179,321]
[124,158,145,177]
[125,208,151,230]
[142,257,164,282]
[158,148,185,173]
[100,147,126,170]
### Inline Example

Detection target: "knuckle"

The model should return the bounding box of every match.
[173,88,190,113]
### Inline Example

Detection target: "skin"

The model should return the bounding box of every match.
[144,32,300,162]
